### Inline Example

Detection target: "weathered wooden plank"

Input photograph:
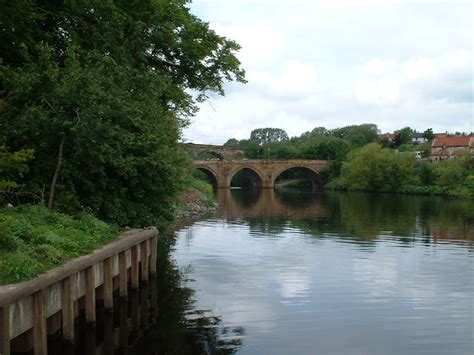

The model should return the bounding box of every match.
[61,275,75,341]
[140,241,149,282]
[150,236,158,276]
[0,229,158,307]
[0,305,10,355]
[85,266,96,323]
[33,290,47,355]
[130,245,139,289]
[119,251,128,298]
[103,257,114,310]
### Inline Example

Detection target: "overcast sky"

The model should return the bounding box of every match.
[184,0,473,144]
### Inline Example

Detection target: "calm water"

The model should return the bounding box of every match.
[39,190,474,355]
[154,190,474,355]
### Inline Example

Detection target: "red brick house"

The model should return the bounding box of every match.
[430,134,473,160]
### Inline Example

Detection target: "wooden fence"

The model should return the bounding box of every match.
[0,228,159,355]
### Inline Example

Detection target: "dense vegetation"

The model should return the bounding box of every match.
[0,1,243,283]
[0,0,244,227]
[330,144,473,198]
[0,205,118,284]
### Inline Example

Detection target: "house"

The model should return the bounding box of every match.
[430,134,473,160]
[378,133,397,142]
[410,132,428,144]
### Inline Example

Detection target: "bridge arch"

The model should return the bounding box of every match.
[194,165,219,189]
[272,165,323,190]
[229,166,264,188]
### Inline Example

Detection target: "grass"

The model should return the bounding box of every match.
[0,204,119,284]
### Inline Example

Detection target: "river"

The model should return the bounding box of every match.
[131,189,473,355]
[44,189,473,355]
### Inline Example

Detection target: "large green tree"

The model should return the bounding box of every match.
[0,0,245,227]
[329,124,379,148]
[340,143,415,192]
[250,128,289,146]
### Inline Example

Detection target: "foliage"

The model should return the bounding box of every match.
[329,123,379,148]
[433,159,467,188]
[223,138,240,147]
[0,204,118,284]
[396,127,414,146]
[250,128,289,145]
[416,163,437,185]
[423,128,435,141]
[184,169,215,206]
[340,143,415,192]
[0,146,34,203]
[0,0,245,227]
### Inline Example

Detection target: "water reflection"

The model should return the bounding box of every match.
[172,190,473,354]
[218,189,474,242]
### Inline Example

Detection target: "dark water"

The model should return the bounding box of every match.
[36,190,473,355]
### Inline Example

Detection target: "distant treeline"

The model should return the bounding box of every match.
[221,125,474,198]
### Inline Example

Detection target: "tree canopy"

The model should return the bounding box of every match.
[0,0,245,227]
[250,128,289,145]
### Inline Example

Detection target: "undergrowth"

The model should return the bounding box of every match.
[0,204,118,284]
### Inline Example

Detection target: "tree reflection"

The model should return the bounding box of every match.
[219,189,473,243]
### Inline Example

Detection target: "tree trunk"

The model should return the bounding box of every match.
[48,134,66,210]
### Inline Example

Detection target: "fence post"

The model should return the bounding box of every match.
[150,236,158,276]
[131,245,139,289]
[33,290,47,355]
[85,266,96,323]
[119,251,128,298]
[140,241,149,282]
[103,257,114,310]
[62,275,75,341]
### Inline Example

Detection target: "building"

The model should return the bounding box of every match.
[410,132,428,144]
[430,134,473,160]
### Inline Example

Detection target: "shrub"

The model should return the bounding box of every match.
[0,205,118,284]
[340,143,415,192]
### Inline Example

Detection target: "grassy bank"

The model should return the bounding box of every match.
[0,205,118,284]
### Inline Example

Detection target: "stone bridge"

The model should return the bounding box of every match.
[193,159,329,189]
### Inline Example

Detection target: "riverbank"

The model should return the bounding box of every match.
[0,179,216,285]
[175,187,218,220]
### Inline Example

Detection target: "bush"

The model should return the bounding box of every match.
[434,159,466,188]
[340,143,415,192]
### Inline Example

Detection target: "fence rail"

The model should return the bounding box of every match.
[0,228,159,355]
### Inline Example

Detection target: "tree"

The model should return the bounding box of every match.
[223,138,240,147]
[341,143,415,192]
[329,124,379,148]
[396,127,414,146]
[0,1,245,227]
[250,128,289,145]
[434,159,466,188]
[423,128,435,141]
